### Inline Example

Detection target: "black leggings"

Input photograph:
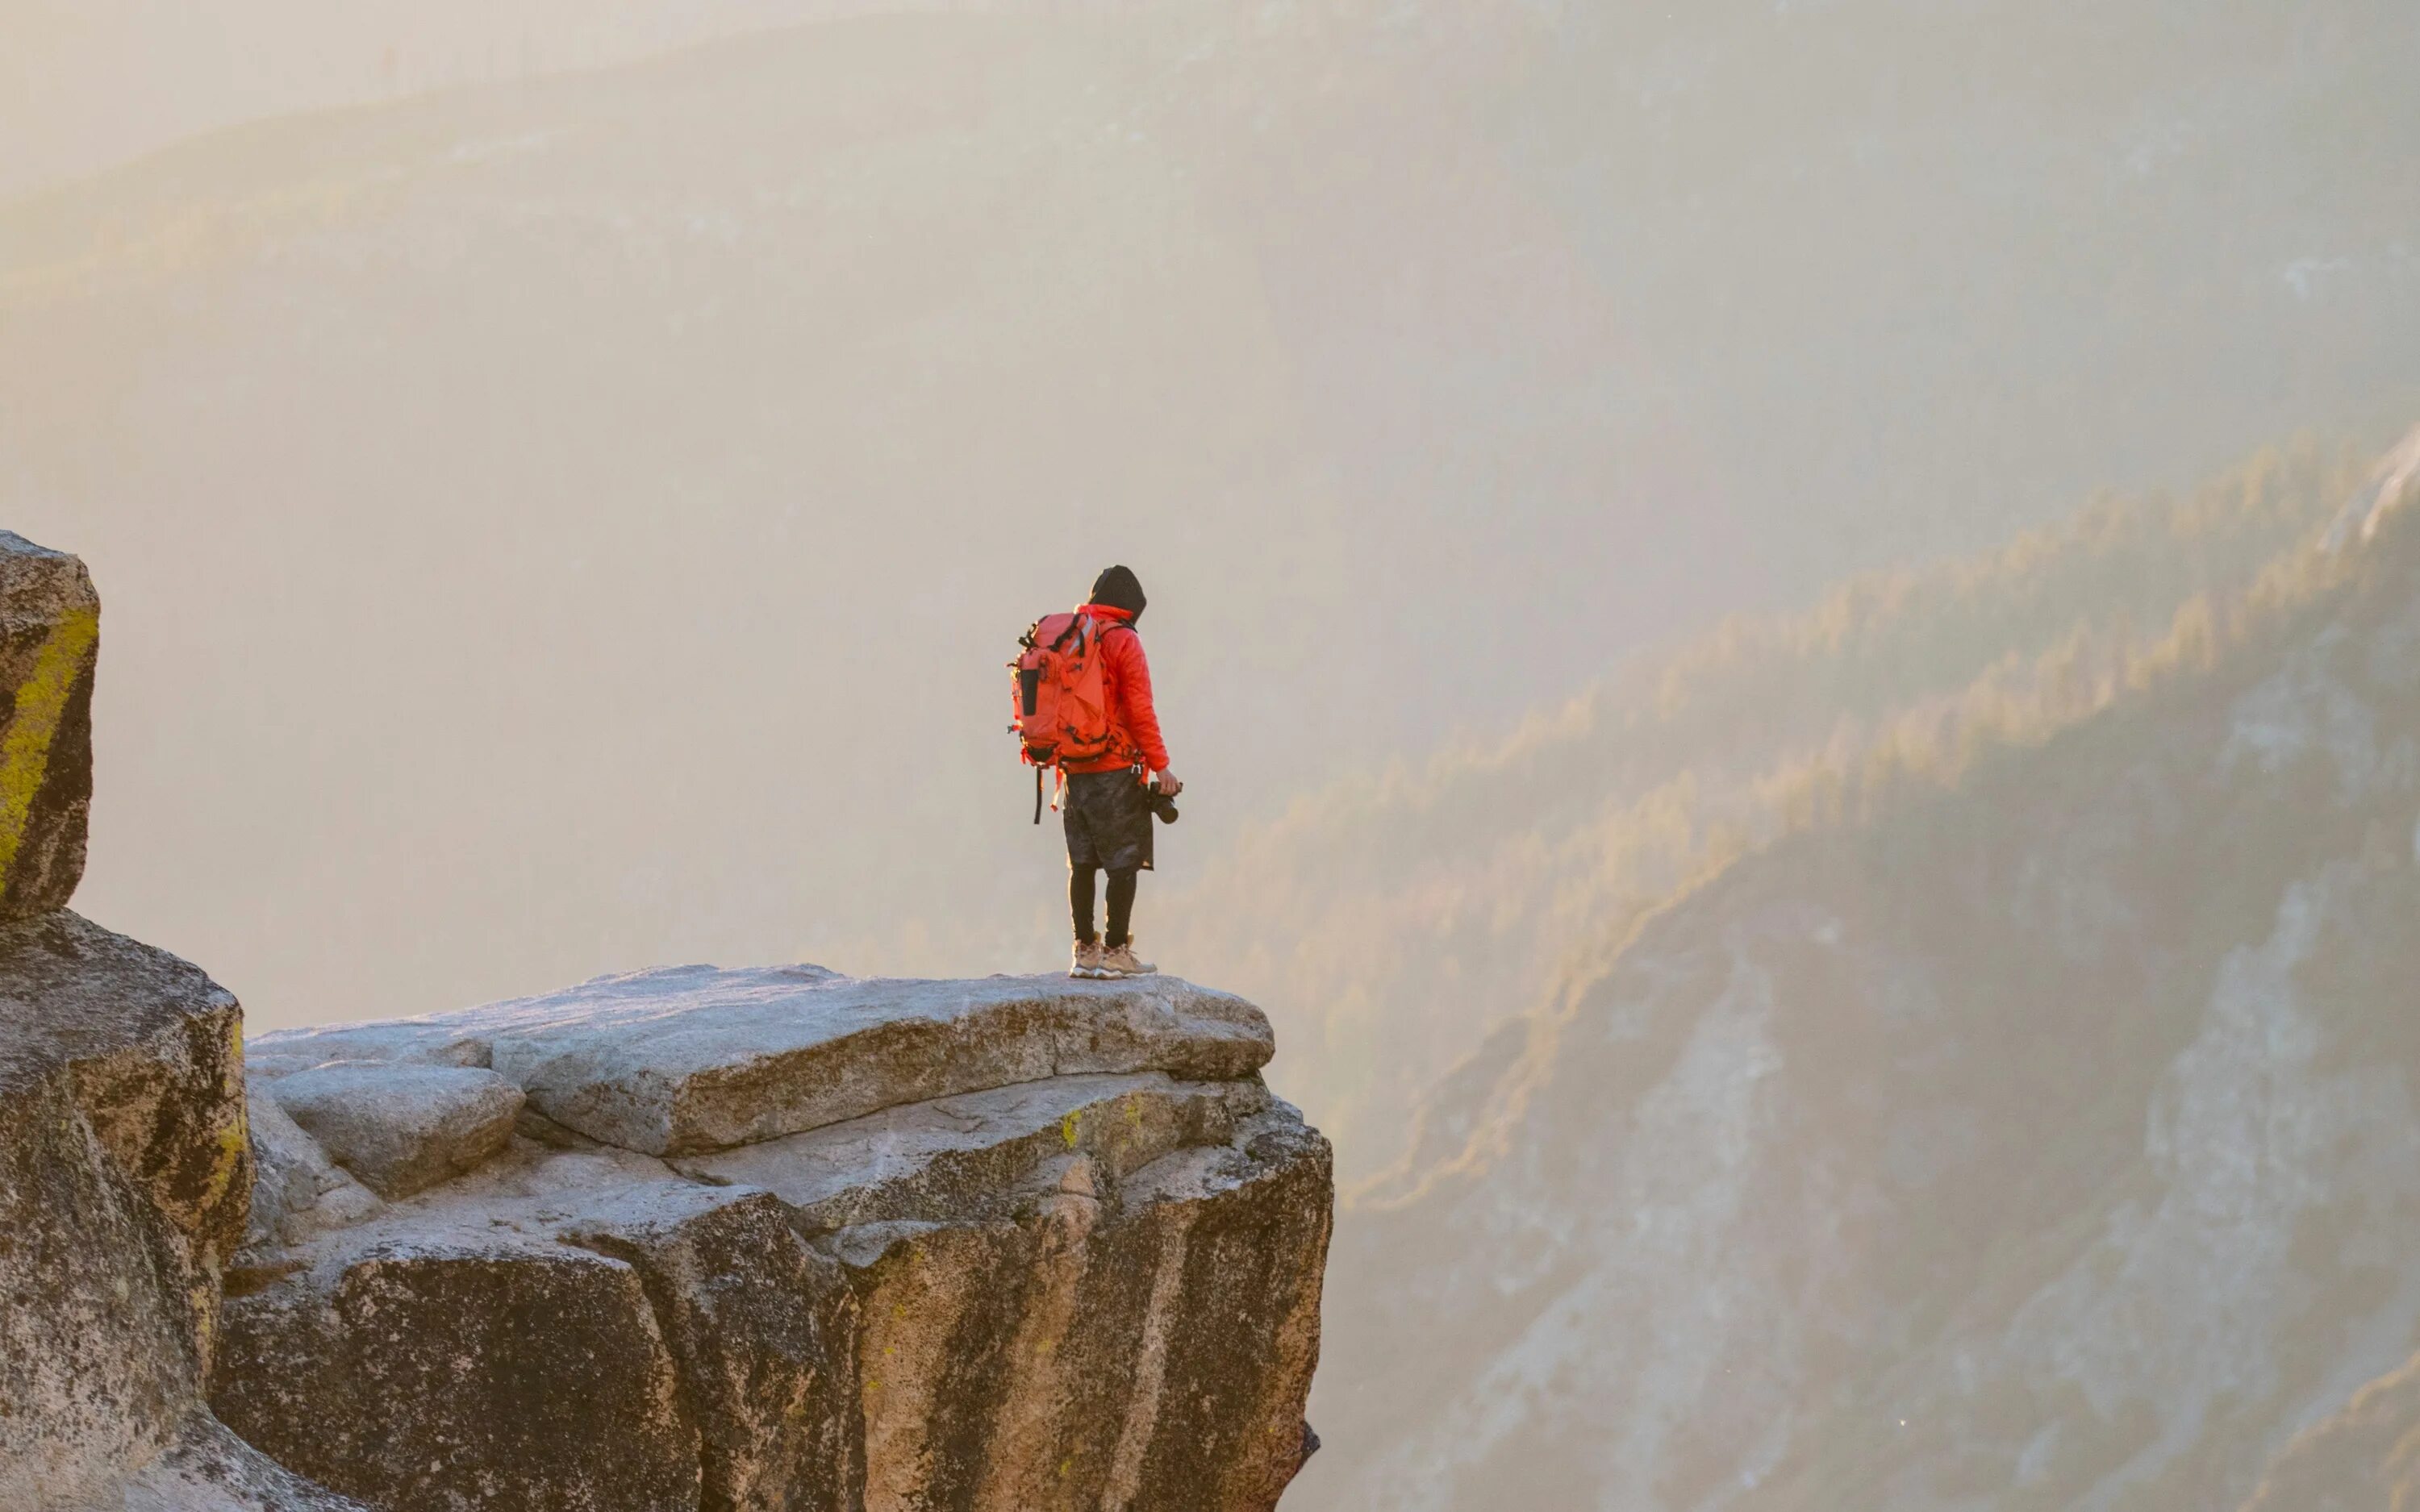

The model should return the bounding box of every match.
[1070,864,1139,948]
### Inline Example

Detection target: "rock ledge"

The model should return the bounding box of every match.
[218,968,1331,1512]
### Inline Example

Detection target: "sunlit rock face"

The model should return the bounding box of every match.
[0,537,1329,1509]
[0,533,98,922]
[1309,472,2420,1512]
[216,968,1332,1512]
[0,543,363,1512]
[0,910,369,1512]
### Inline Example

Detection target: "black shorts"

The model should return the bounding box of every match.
[1062,768,1154,873]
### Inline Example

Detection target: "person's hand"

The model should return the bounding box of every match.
[1154,768,1184,798]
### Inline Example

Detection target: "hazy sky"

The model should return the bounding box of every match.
[7,1,2418,1039]
[16,15,2420,1511]
[1,0,951,199]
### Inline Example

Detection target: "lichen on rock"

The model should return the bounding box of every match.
[0,532,99,921]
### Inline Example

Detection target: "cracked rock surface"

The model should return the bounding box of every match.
[0,910,369,1512]
[245,965,1276,1156]
[217,968,1332,1512]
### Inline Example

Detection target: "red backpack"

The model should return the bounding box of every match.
[1008,611,1122,821]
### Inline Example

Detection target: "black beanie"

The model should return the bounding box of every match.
[1090,564,1147,623]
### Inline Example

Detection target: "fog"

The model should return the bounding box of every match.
[13,4,2420,1510]
[12,1,2414,1041]
[2,0,967,202]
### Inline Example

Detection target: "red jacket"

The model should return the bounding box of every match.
[1066,603,1170,774]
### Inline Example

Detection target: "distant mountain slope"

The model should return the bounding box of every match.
[1291,432,2420,1510]
[2238,1348,2420,1511]
[1179,437,2369,1173]
[0,0,920,201]
[4,3,2418,1030]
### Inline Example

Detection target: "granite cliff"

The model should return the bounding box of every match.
[0,529,1332,1511]
[219,968,1329,1512]
[0,534,361,1510]
[1294,430,2420,1511]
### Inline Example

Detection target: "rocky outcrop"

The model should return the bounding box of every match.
[243,966,1278,1156]
[9,945,1329,1512]
[0,910,367,1512]
[0,533,98,922]
[1,532,1329,1510]
[215,966,1332,1512]
[0,535,365,1510]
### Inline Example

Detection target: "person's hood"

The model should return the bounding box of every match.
[1087,564,1146,623]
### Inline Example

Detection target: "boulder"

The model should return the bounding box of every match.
[250,967,1275,1156]
[0,910,366,1511]
[0,911,252,1393]
[238,1075,382,1256]
[0,1051,194,1506]
[217,969,1331,1512]
[0,532,100,921]
[215,1228,700,1512]
[266,1063,522,1199]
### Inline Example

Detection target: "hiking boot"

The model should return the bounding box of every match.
[1070,939,1105,979]
[1097,942,1156,978]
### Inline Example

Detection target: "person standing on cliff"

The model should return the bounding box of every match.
[1063,565,1181,981]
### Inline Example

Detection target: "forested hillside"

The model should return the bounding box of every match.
[1287,427,2420,1510]
[1185,437,2376,1173]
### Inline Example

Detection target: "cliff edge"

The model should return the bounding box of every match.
[0,530,364,1510]
[220,968,1332,1512]
[0,528,1332,1512]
